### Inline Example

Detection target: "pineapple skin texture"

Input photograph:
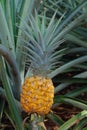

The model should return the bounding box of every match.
[20,76,54,115]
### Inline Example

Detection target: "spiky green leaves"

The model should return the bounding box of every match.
[20,8,87,77]
[20,12,65,76]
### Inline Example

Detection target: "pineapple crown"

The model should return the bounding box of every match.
[20,11,65,77]
[20,9,86,77]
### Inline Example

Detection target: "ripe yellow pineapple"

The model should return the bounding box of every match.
[21,76,54,115]
[20,12,64,115]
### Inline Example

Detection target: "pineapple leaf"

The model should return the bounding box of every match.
[0,44,21,100]
[58,110,87,130]
[50,55,87,78]
[41,12,46,35]
[16,0,35,83]
[44,11,56,43]
[5,0,15,46]
[0,57,23,130]
[0,3,15,55]
[55,0,87,34]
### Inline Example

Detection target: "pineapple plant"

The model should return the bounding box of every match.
[0,0,87,129]
[20,3,87,115]
[20,12,65,115]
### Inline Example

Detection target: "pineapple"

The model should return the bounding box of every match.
[21,76,54,115]
[20,12,64,115]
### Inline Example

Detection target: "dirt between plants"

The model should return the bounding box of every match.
[45,104,81,130]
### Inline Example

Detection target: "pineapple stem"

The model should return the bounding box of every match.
[31,113,46,130]
[31,113,39,130]
[0,44,21,100]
